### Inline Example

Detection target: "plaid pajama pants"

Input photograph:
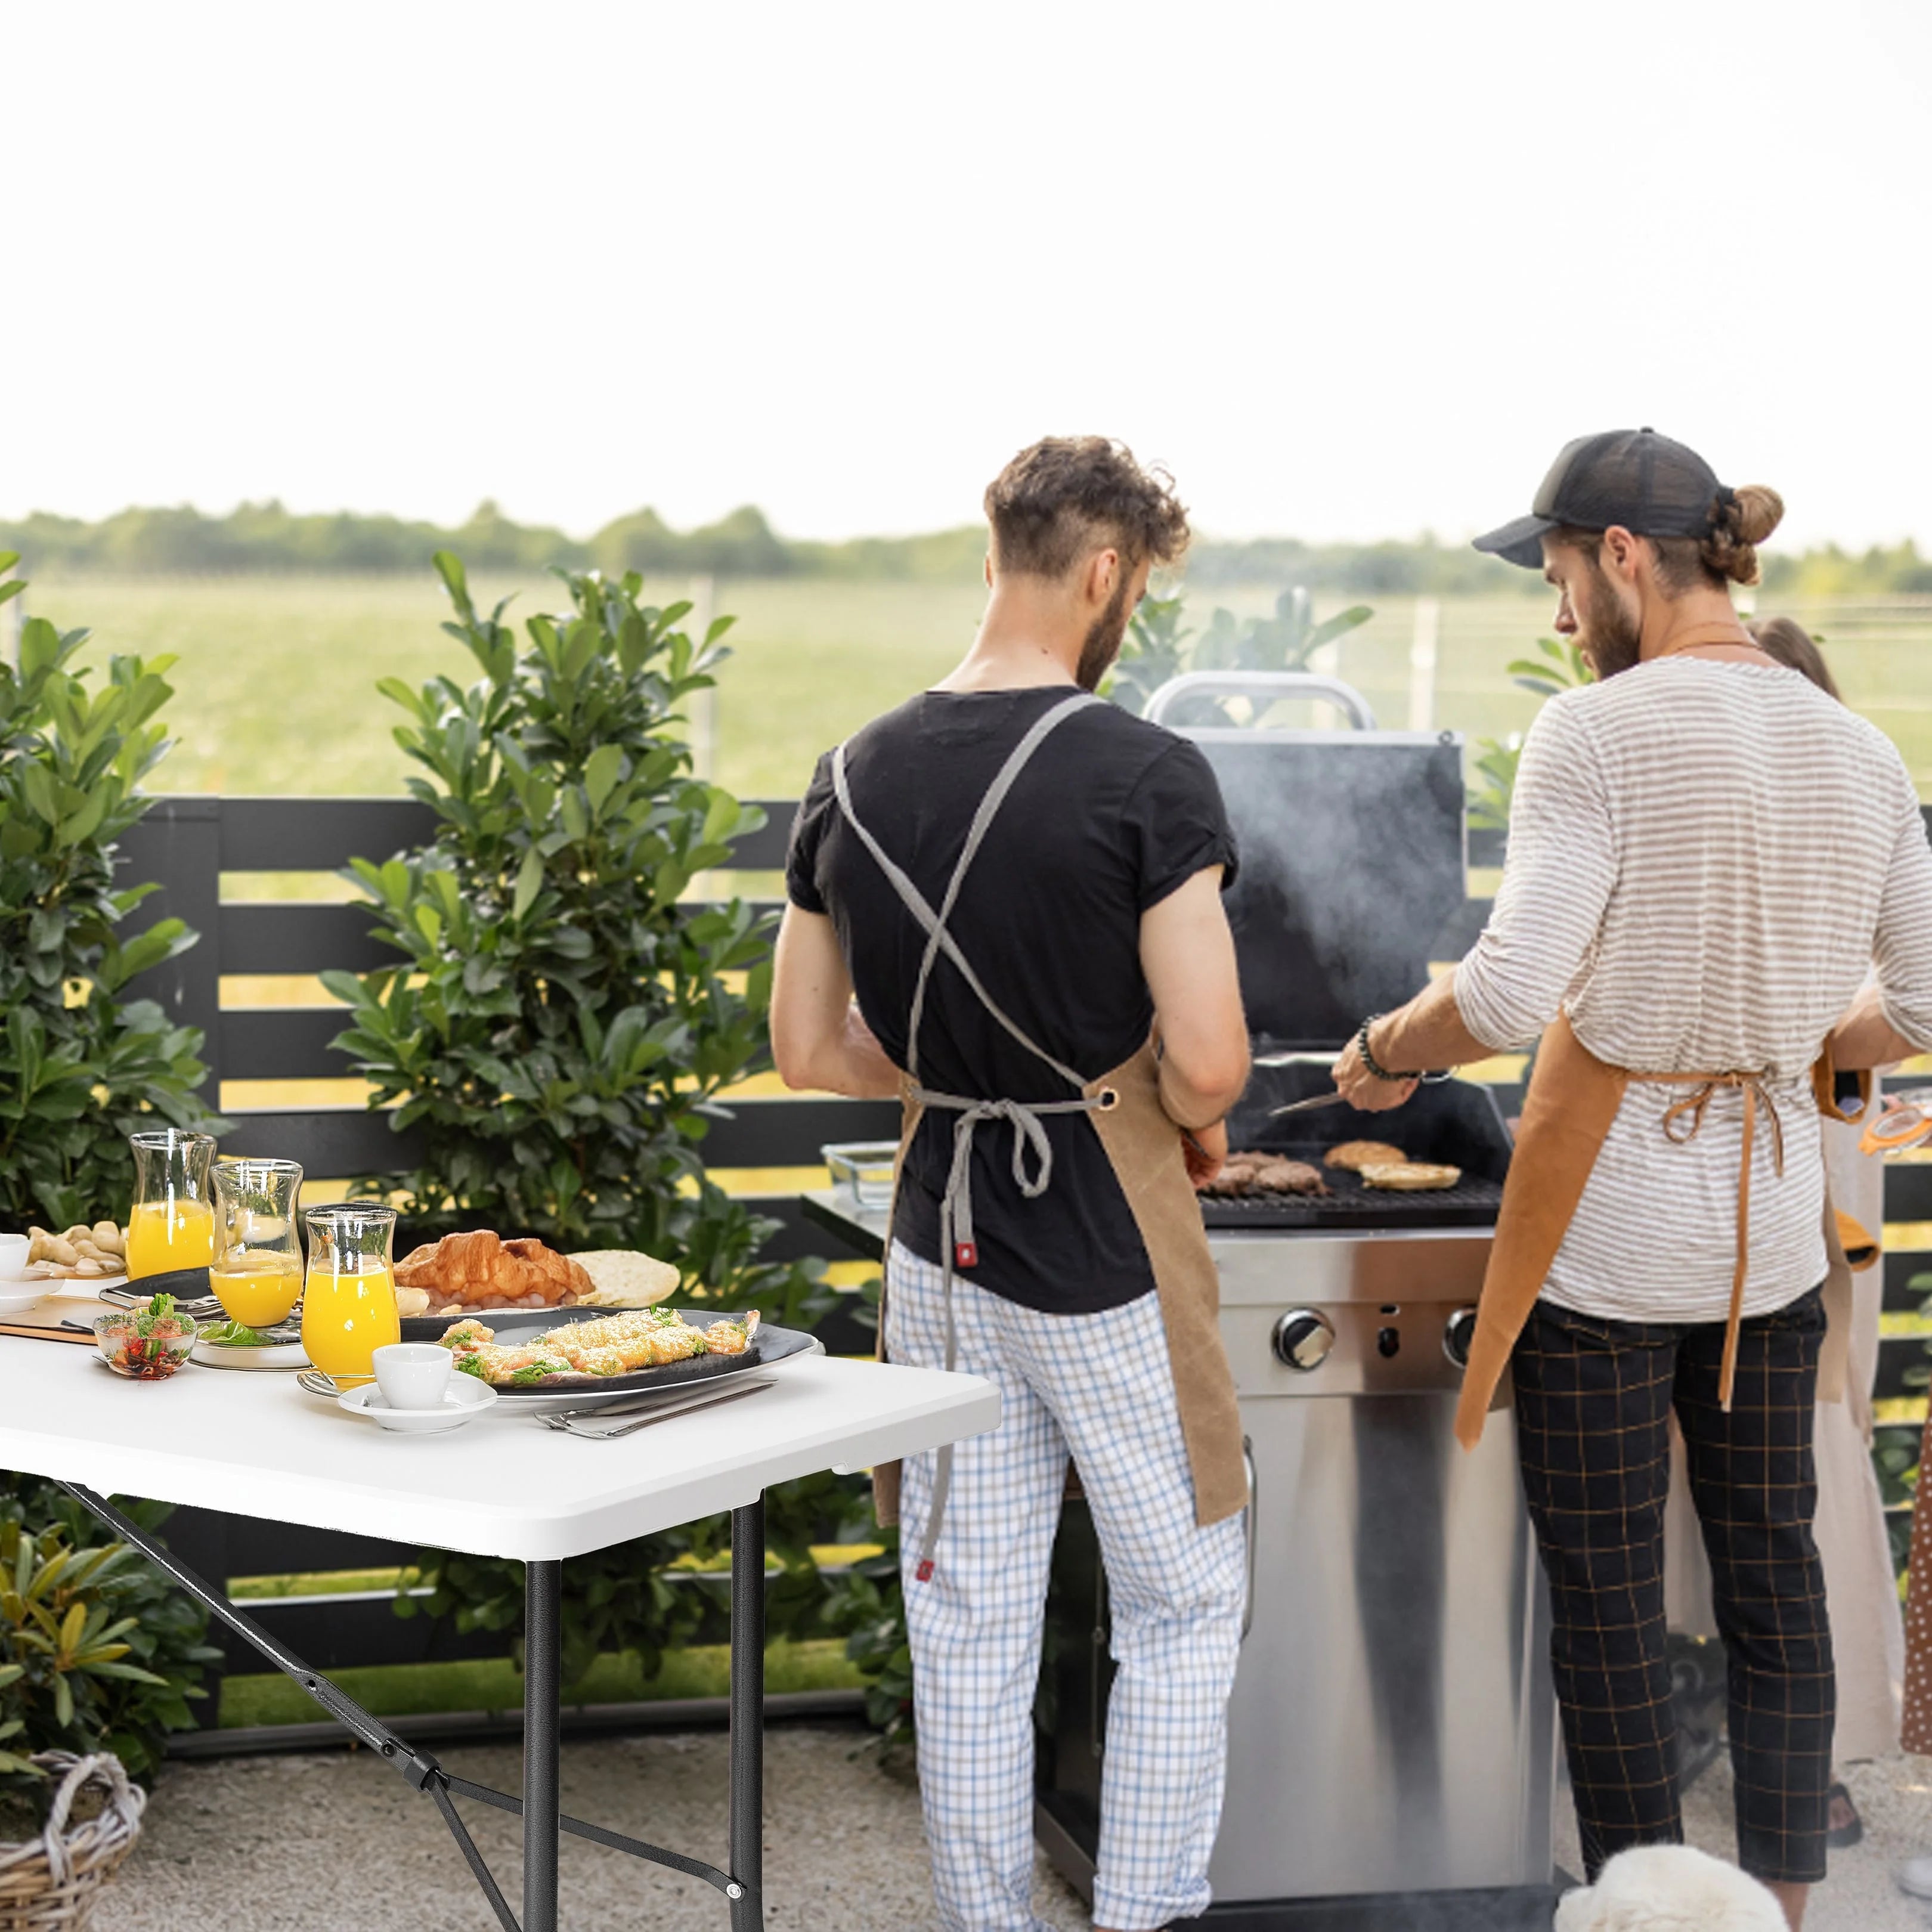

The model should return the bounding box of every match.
[886,1241,1247,1932]
[1513,1284,1834,1886]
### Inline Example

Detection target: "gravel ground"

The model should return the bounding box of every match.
[85,1727,1932,1930]
[88,1724,1090,1932]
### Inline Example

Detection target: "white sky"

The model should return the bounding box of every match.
[7,0,1930,549]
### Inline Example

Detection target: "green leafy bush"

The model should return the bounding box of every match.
[0,558,225,1230]
[397,1468,878,1691]
[324,553,825,1321]
[0,1479,219,1807]
[1465,636,1594,832]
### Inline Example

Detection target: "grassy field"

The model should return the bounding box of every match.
[23,571,1932,805]
[218,1636,862,1727]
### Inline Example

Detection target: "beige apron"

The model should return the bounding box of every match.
[833,694,1246,1554]
[1448,1013,1857,1450]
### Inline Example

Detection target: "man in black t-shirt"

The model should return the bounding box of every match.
[773,437,1252,1932]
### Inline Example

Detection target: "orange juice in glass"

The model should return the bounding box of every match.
[126,1130,218,1279]
[300,1203,399,1386]
[211,1157,305,1332]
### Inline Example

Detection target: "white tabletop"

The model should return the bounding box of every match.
[0,1333,998,1561]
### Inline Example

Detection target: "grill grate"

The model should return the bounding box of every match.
[1197,1147,1505,1231]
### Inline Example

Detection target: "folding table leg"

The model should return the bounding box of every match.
[729,1496,766,1931]
[525,1558,563,1932]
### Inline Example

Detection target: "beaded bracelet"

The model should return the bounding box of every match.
[1357,1013,1457,1086]
[1357,1015,1404,1082]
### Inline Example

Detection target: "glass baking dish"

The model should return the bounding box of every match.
[822,1141,900,1212]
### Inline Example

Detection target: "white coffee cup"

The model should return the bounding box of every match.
[0,1234,29,1280]
[371,1343,454,1413]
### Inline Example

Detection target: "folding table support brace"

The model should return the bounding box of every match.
[60,1484,767,1931]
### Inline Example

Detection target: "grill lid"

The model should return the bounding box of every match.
[1184,728,1469,1052]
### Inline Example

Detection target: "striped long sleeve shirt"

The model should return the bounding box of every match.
[1454,656,1932,1324]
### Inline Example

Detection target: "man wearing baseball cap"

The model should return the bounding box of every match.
[1327,429,1932,1928]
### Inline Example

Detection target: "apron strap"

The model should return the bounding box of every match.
[1646,1072,1788,1410]
[830,691,1097,1090]
[828,689,1105,1579]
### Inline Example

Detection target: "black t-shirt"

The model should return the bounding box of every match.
[785,686,1238,1314]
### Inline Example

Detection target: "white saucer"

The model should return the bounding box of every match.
[192,1336,309,1371]
[338,1377,499,1433]
[0,1281,48,1316]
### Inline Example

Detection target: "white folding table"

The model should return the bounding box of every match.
[0,1336,997,1931]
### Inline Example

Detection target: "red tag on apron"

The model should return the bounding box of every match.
[954,1241,978,1270]
[915,1559,935,1582]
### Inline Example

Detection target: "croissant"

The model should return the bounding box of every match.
[394,1230,594,1311]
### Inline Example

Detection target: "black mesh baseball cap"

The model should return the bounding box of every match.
[1473,428,1727,569]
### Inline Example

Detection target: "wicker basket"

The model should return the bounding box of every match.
[0,1755,145,1932]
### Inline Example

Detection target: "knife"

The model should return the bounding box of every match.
[1269,1091,1351,1118]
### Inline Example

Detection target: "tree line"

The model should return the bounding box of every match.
[2,499,1926,597]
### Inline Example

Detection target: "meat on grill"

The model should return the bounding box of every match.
[1200,1151,1331,1198]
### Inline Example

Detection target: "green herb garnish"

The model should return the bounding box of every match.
[203,1320,272,1348]
[135,1293,178,1337]
[454,1354,487,1380]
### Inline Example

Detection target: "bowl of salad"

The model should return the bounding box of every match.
[94,1293,200,1380]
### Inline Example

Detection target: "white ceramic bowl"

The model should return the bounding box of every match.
[0,1280,47,1316]
[338,1376,498,1433]
[0,1233,29,1281]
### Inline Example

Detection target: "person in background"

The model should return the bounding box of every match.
[1774,598,1932,1895]
[770,437,1252,1932]
[1331,429,1932,1932]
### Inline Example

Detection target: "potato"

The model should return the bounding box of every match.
[92,1221,125,1255]
[73,1258,108,1277]
[46,1236,78,1267]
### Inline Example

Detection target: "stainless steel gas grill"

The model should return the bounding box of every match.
[801,674,1559,1931]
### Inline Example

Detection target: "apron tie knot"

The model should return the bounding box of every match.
[1659,1073,1787,1177]
[914,1086,1104,1273]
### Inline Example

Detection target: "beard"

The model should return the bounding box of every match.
[1075,572,1135,692]
[1575,562,1642,678]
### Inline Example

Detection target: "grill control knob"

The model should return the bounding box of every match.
[1271,1309,1336,1372]
[1443,1306,1479,1369]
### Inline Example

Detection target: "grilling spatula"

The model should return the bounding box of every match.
[1269,1091,1351,1118]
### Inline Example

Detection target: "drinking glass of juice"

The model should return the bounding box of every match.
[126,1129,218,1280]
[210,1157,305,1333]
[301,1203,400,1386]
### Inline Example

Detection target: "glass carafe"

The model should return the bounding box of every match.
[126,1129,218,1280]
[301,1203,400,1385]
[210,1157,305,1333]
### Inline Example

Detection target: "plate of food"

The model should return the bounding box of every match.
[18,1222,129,1287]
[423,1305,816,1410]
[392,1230,680,1332]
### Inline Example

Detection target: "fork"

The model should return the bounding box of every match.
[539,1378,775,1439]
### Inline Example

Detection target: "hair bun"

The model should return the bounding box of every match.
[1702,483,1784,585]
[1730,484,1784,547]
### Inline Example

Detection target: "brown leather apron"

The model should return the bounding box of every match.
[1453,1012,1856,1448]
[834,693,1246,1552]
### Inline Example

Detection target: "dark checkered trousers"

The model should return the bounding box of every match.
[1512,1284,1833,1885]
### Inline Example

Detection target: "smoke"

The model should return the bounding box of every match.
[1199,736,1467,1047]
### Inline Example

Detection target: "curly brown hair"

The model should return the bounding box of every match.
[984,436,1190,579]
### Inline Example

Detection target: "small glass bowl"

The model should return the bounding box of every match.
[92,1310,200,1380]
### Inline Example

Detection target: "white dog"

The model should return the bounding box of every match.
[1553,1844,1787,1932]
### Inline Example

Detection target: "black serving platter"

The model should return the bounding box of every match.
[400,1305,813,1398]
